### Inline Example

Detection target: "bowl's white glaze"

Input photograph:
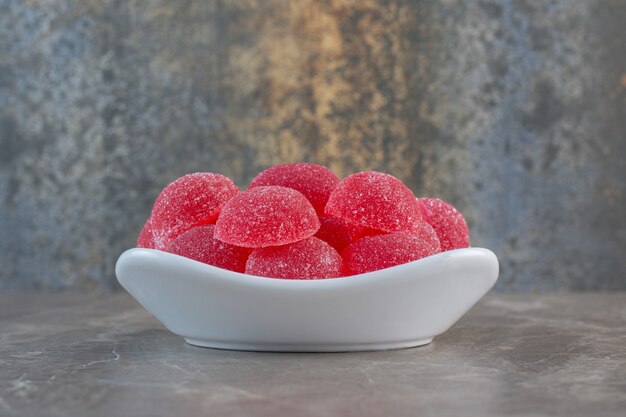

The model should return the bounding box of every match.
[116,247,498,352]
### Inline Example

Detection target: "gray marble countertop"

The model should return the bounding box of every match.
[1,293,625,417]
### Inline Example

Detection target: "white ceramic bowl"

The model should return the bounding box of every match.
[116,247,498,352]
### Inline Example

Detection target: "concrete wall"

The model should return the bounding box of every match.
[1,0,625,291]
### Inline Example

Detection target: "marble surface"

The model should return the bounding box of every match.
[1,293,625,417]
[2,1,626,292]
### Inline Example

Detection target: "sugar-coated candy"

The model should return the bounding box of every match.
[314,216,354,252]
[417,198,469,251]
[414,219,442,252]
[150,173,238,249]
[137,220,155,249]
[214,186,320,248]
[165,225,252,273]
[347,223,385,241]
[314,216,384,252]
[245,237,342,279]
[324,171,423,235]
[342,233,440,275]
[249,163,340,215]
[135,164,467,280]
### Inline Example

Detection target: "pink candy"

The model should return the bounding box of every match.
[342,233,441,275]
[417,198,470,251]
[325,171,423,235]
[165,225,252,273]
[150,173,238,249]
[249,163,340,216]
[245,237,342,279]
[214,186,320,248]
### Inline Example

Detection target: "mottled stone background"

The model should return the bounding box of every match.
[1,0,625,292]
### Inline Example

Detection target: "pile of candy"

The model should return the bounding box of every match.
[137,163,469,279]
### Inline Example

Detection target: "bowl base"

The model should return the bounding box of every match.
[184,337,433,352]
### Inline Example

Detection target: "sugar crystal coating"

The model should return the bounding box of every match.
[417,198,469,251]
[165,225,252,273]
[214,186,320,248]
[137,220,155,249]
[414,219,442,252]
[342,233,440,275]
[324,171,423,235]
[249,163,340,215]
[245,237,342,279]
[150,173,238,249]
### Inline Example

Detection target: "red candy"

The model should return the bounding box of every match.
[347,224,385,241]
[342,233,441,275]
[249,163,340,215]
[137,220,155,249]
[414,219,442,252]
[214,186,320,248]
[324,171,423,235]
[314,216,384,252]
[245,237,342,279]
[150,173,238,249]
[314,216,354,252]
[165,225,252,273]
[136,164,471,279]
[417,198,470,251]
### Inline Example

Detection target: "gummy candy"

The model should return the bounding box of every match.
[342,233,440,275]
[150,173,238,249]
[414,219,442,252]
[214,186,320,248]
[249,163,340,215]
[136,165,464,280]
[324,171,423,235]
[314,216,383,252]
[137,220,155,249]
[417,198,469,251]
[245,237,342,279]
[165,225,252,273]
[347,223,385,241]
[314,216,354,252]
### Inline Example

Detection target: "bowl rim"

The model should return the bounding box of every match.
[117,246,498,290]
